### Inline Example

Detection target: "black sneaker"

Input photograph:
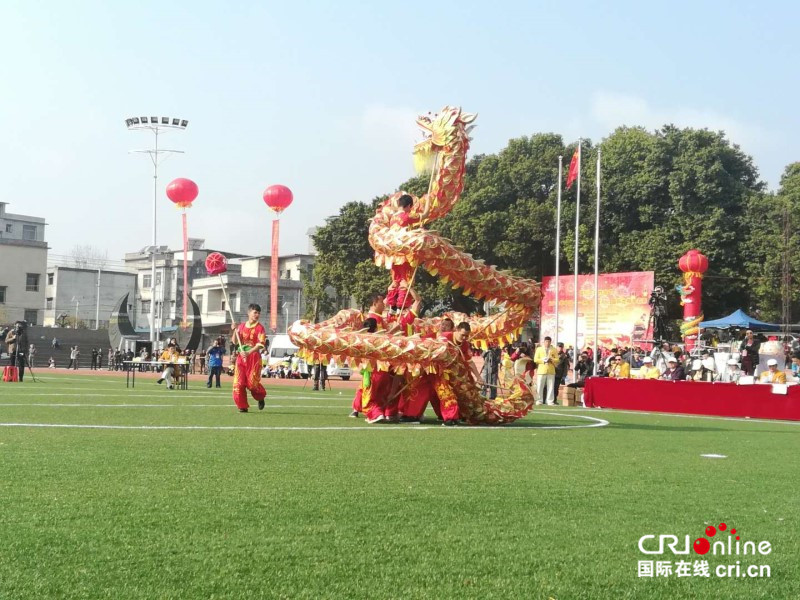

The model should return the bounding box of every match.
[157,379,164,385]
[442,420,459,427]
[258,399,265,411]
[348,411,359,418]
[206,383,211,388]
[400,416,421,424]
[238,408,248,413]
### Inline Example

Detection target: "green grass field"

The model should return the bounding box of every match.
[0,372,797,599]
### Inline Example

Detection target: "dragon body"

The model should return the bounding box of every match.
[290,107,542,424]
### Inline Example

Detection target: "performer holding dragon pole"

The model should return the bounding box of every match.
[386,194,428,311]
[231,303,267,413]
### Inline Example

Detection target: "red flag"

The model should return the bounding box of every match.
[566,148,579,189]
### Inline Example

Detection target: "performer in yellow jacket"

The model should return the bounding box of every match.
[534,336,559,405]
[759,359,787,383]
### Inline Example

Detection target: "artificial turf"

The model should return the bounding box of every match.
[0,373,797,599]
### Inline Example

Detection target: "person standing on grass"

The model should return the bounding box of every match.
[206,338,225,388]
[534,336,559,405]
[230,303,267,413]
[350,318,378,418]
[67,346,77,369]
[481,343,500,400]
[90,347,98,370]
[553,342,569,400]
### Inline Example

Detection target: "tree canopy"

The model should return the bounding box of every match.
[306,124,792,326]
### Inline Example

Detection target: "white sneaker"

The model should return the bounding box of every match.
[366,415,385,424]
[535,401,543,405]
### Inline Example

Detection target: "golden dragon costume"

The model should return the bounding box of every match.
[290,107,542,424]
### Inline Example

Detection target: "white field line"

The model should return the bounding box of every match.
[0,413,607,431]
[563,406,800,427]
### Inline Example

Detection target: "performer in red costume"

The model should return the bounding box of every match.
[397,318,452,423]
[383,288,422,422]
[366,293,386,331]
[386,194,429,310]
[433,321,480,426]
[231,303,267,413]
[350,317,378,418]
[350,294,386,418]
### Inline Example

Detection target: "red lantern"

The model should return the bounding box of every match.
[166,178,199,208]
[263,184,293,214]
[679,249,709,274]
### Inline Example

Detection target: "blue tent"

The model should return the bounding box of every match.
[699,309,780,331]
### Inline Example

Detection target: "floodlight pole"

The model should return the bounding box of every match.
[126,117,187,348]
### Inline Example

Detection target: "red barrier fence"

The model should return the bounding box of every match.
[583,377,800,422]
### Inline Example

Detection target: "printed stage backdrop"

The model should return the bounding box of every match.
[540,271,655,350]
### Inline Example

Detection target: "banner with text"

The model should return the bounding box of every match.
[540,271,654,349]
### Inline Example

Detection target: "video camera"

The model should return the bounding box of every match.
[648,286,667,306]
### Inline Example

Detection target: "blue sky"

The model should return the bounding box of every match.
[1,0,796,261]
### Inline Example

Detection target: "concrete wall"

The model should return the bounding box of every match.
[43,267,137,329]
[0,240,47,326]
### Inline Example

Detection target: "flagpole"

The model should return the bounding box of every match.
[593,148,601,376]
[573,140,581,379]
[555,156,563,346]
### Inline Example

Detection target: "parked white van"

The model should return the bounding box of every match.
[266,335,308,377]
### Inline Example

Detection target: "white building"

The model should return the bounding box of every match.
[43,266,137,329]
[123,240,314,336]
[192,255,313,334]
[0,202,47,325]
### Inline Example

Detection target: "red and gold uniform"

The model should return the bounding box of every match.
[386,210,420,308]
[232,321,267,410]
[429,330,471,422]
[398,328,440,420]
[351,311,386,416]
[384,308,418,419]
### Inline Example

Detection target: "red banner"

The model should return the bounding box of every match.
[270,219,279,332]
[540,271,654,350]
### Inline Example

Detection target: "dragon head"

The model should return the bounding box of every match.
[413,106,476,173]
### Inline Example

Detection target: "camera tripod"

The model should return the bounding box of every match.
[9,352,38,383]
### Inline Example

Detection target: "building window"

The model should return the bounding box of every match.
[142,274,152,288]
[142,300,151,313]
[24,309,38,325]
[26,273,40,292]
[156,272,162,285]
[47,273,54,285]
[46,297,53,309]
[0,286,6,303]
[22,224,37,240]
[4,224,11,233]
[285,269,291,279]
[221,299,226,311]
[195,295,203,312]
[230,293,237,312]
